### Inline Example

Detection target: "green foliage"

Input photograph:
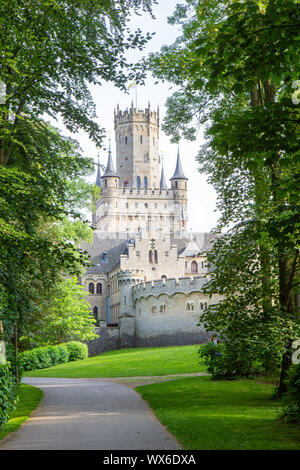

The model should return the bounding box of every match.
[22,347,52,371]
[21,341,87,371]
[0,384,43,441]
[281,364,300,423]
[0,363,18,429]
[199,341,265,379]
[149,0,300,391]
[30,276,97,347]
[64,341,88,362]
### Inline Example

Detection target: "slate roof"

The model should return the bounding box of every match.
[170,148,188,181]
[102,148,118,178]
[171,231,217,255]
[160,165,168,189]
[80,234,128,274]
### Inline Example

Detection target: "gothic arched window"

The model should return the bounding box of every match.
[96,283,102,295]
[191,261,198,273]
[149,250,153,264]
[137,176,141,189]
[93,306,98,319]
[88,283,95,294]
[154,250,158,264]
[144,176,148,189]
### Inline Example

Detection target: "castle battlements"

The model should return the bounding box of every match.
[132,276,207,301]
[114,106,159,126]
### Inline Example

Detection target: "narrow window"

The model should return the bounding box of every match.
[149,250,153,264]
[89,283,95,294]
[93,306,98,319]
[191,261,198,273]
[105,180,107,188]
[144,176,148,189]
[140,135,143,144]
[96,283,102,295]
[125,136,127,144]
[102,252,108,263]
[154,250,158,264]
[137,176,141,188]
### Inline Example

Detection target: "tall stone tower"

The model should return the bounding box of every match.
[114,102,160,189]
[93,103,188,236]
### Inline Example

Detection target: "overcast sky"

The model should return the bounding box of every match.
[59,1,220,233]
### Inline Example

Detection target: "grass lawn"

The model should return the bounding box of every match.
[136,376,300,450]
[24,345,205,378]
[0,384,43,441]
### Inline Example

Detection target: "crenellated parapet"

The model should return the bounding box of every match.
[133,276,207,303]
[114,105,159,128]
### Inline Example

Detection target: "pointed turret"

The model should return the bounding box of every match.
[102,139,118,178]
[160,160,168,189]
[95,153,102,188]
[170,146,188,181]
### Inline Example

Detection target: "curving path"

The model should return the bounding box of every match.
[0,377,182,450]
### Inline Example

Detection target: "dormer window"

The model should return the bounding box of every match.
[102,252,108,263]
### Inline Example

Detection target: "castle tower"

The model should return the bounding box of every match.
[114,102,160,189]
[170,147,188,231]
[98,142,120,232]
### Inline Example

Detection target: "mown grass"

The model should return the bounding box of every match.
[136,376,300,450]
[0,384,43,441]
[24,345,205,378]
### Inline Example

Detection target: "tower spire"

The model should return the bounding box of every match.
[170,144,188,180]
[102,138,118,177]
[160,157,167,189]
[95,152,102,188]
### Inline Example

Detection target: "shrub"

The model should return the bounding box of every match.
[0,363,18,429]
[64,341,88,361]
[199,341,263,379]
[281,364,300,423]
[21,341,87,371]
[47,346,61,366]
[22,349,42,371]
[57,345,69,364]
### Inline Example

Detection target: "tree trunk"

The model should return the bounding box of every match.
[14,321,19,383]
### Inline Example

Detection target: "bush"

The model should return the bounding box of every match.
[57,345,69,364]
[64,341,88,361]
[47,346,61,366]
[281,364,300,423]
[199,341,263,379]
[21,341,87,371]
[0,362,18,429]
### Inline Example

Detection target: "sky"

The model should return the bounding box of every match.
[58,1,219,233]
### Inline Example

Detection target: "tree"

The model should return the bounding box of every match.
[148,0,300,393]
[0,0,156,165]
[20,277,97,347]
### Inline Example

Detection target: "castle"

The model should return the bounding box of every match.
[81,103,221,352]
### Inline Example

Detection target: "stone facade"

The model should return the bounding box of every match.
[82,103,220,352]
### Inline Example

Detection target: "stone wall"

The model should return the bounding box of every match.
[85,324,120,356]
[132,276,218,347]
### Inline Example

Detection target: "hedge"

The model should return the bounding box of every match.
[0,363,18,429]
[64,341,88,361]
[21,342,88,371]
